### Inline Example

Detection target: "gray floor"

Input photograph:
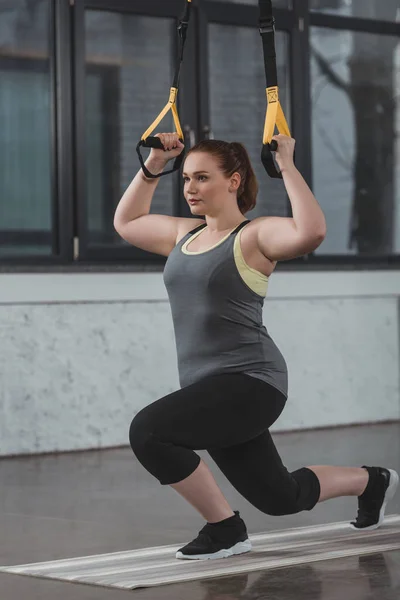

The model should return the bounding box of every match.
[1,422,399,599]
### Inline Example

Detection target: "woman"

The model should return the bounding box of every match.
[113,133,398,561]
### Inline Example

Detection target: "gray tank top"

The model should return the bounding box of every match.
[163,220,288,397]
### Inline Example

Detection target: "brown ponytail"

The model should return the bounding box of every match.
[186,140,258,214]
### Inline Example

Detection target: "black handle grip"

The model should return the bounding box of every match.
[261,143,282,179]
[141,136,165,150]
[262,142,295,178]
[136,138,185,179]
[269,140,278,152]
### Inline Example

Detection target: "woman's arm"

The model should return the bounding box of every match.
[114,133,184,228]
[255,134,327,261]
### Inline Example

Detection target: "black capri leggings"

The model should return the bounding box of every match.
[129,373,320,516]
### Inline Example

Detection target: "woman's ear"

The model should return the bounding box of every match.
[230,172,241,192]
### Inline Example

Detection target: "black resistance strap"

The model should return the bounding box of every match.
[259,0,291,178]
[136,0,192,178]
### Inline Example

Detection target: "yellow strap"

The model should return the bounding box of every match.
[276,102,290,137]
[262,85,291,144]
[171,103,184,140]
[141,87,183,141]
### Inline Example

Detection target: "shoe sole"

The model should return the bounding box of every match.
[350,468,399,531]
[175,538,252,560]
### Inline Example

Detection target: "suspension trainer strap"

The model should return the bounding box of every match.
[136,0,192,178]
[259,0,291,178]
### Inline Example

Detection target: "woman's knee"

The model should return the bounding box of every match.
[261,468,321,516]
[261,493,300,516]
[128,409,201,486]
[129,410,154,454]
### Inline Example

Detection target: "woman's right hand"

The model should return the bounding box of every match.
[148,132,185,164]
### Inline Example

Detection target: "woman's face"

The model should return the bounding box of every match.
[182,152,239,216]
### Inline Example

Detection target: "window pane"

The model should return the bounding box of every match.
[311,27,400,255]
[0,0,53,258]
[208,24,290,217]
[84,11,175,248]
[310,0,400,22]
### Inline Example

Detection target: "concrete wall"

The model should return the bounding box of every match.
[1,271,399,457]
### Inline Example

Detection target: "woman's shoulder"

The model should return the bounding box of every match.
[240,218,277,276]
[176,218,207,245]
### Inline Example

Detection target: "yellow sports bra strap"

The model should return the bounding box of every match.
[141,87,183,141]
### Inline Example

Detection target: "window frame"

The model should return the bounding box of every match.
[197,2,300,209]
[305,5,400,267]
[0,0,399,270]
[72,0,188,264]
[0,0,74,266]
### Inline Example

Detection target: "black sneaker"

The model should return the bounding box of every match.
[176,511,252,560]
[350,467,399,531]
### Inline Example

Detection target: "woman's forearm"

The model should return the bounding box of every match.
[113,158,167,227]
[281,164,327,238]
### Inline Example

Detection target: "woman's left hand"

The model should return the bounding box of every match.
[271,134,295,171]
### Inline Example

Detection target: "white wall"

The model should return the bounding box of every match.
[0,270,399,456]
